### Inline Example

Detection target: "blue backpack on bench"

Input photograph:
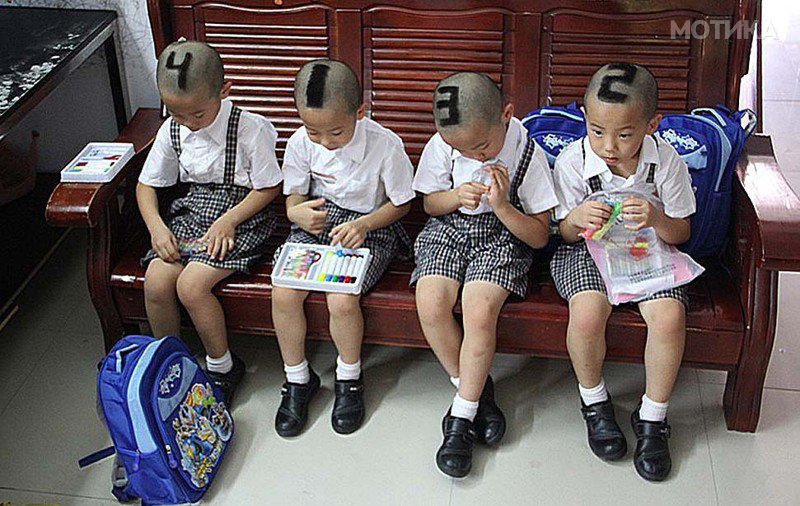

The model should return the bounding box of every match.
[82,335,234,505]
[521,103,757,259]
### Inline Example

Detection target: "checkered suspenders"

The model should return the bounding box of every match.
[223,106,242,187]
[508,135,536,211]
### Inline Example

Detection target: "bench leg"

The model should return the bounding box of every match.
[86,215,126,353]
[723,267,778,432]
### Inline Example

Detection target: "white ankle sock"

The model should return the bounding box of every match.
[450,376,460,389]
[639,394,669,422]
[451,393,479,421]
[336,356,361,381]
[578,379,609,406]
[284,359,310,384]
[206,350,233,374]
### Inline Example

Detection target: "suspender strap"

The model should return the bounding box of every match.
[223,105,242,186]
[508,136,536,211]
[169,119,181,156]
[580,138,603,193]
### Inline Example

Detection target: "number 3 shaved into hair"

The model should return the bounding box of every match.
[597,63,637,103]
[435,86,460,126]
[165,51,193,90]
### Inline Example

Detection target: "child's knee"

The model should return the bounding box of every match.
[462,303,499,334]
[176,272,212,308]
[326,293,361,319]
[272,286,307,312]
[568,292,612,337]
[144,264,178,303]
[641,298,686,337]
[416,282,457,325]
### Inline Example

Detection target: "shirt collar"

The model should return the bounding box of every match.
[180,98,231,146]
[581,135,660,181]
[337,118,368,164]
[449,117,523,166]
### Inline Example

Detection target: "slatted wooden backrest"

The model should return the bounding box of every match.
[149,0,756,165]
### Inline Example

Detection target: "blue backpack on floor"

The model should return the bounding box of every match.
[82,335,234,505]
[521,102,757,259]
[655,106,757,258]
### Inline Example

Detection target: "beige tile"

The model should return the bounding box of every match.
[0,330,116,499]
[762,43,800,101]
[0,489,117,505]
[201,352,453,505]
[696,369,727,385]
[701,383,800,505]
[766,272,800,391]
[450,360,716,505]
[762,101,800,158]
[0,321,55,414]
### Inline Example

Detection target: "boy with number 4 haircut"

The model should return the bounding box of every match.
[551,63,696,481]
[411,72,558,478]
[271,59,415,437]
[137,40,282,407]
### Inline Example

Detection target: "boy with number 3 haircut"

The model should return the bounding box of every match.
[270,59,415,438]
[411,72,558,478]
[551,63,696,481]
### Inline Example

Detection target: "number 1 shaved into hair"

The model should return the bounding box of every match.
[165,51,193,90]
[435,86,460,126]
[306,64,330,108]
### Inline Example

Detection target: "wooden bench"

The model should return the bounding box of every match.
[45,0,799,433]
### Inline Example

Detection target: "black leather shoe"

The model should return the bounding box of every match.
[206,353,246,409]
[631,404,672,481]
[436,413,476,478]
[475,375,506,446]
[331,375,365,434]
[275,368,321,438]
[580,398,627,461]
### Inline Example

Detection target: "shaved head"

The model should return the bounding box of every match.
[156,40,224,99]
[294,59,362,114]
[432,72,504,132]
[584,62,658,118]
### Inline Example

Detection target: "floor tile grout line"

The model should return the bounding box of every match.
[0,333,57,418]
[0,485,114,503]
[695,376,721,506]
[762,385,800,393]
[448,477,455,506]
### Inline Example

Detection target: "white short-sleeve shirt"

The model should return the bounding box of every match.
[281,117,415,214]
[412,117,559,216]
[552,136,696,221]
[139,99,283,190]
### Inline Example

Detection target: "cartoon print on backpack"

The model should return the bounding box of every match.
[171,382,230,488]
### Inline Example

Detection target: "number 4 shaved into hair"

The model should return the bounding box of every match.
[165,51,193,90]
[598,63,637,103]
[435,86,460,126]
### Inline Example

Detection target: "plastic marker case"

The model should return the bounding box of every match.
[60,142,135,183]
[271,243,372,295]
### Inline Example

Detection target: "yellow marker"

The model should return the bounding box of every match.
[318,251,334,281]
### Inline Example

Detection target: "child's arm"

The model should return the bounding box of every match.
[483,165,549,248]
[330,201,411,249]
[559,201,614,243]
[286,194,328,235]
[423,183,488,216]
[202,185,281,260]
[621,197,690,245]
[136,182,180,262]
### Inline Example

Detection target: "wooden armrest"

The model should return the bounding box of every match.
[45,108,162,228]
[736,134,800,271]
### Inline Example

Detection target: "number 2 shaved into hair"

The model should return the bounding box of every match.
[165,51,193,90]
[597,63,637,103]
[435,86,460,126]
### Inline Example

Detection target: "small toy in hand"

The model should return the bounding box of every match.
[178,239,207,256]
[629,233,651,259]
[580,198,622,241]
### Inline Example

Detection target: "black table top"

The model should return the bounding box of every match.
[0,7,116,133]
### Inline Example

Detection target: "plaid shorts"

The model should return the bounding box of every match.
[550,240,689,306]
[142,184,276,273]
[273,201,410,293]
[410,212,534,298]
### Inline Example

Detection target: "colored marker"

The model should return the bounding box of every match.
[337,257,349,282]
[343,257,354,283]
[332,257,345,282]
[318,252,334,281]
[325,256,338,282]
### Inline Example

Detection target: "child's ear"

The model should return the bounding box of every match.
[646,113,662,135]
[502,103,514,123]
[219,81,233,99]
[356,103,367,120]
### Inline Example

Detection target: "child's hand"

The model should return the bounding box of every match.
[568,201,614,230]
[622,196,661,230]
[457,182,488,210]
[201,215,235,260]
[287,197,328,234]
[330,219,368,249]
[485,163,510,210]
[151,225,180,262]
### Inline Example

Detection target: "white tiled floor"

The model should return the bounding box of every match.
[3,2,800,505]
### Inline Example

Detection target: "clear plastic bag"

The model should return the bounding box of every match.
[579,189,704,305]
